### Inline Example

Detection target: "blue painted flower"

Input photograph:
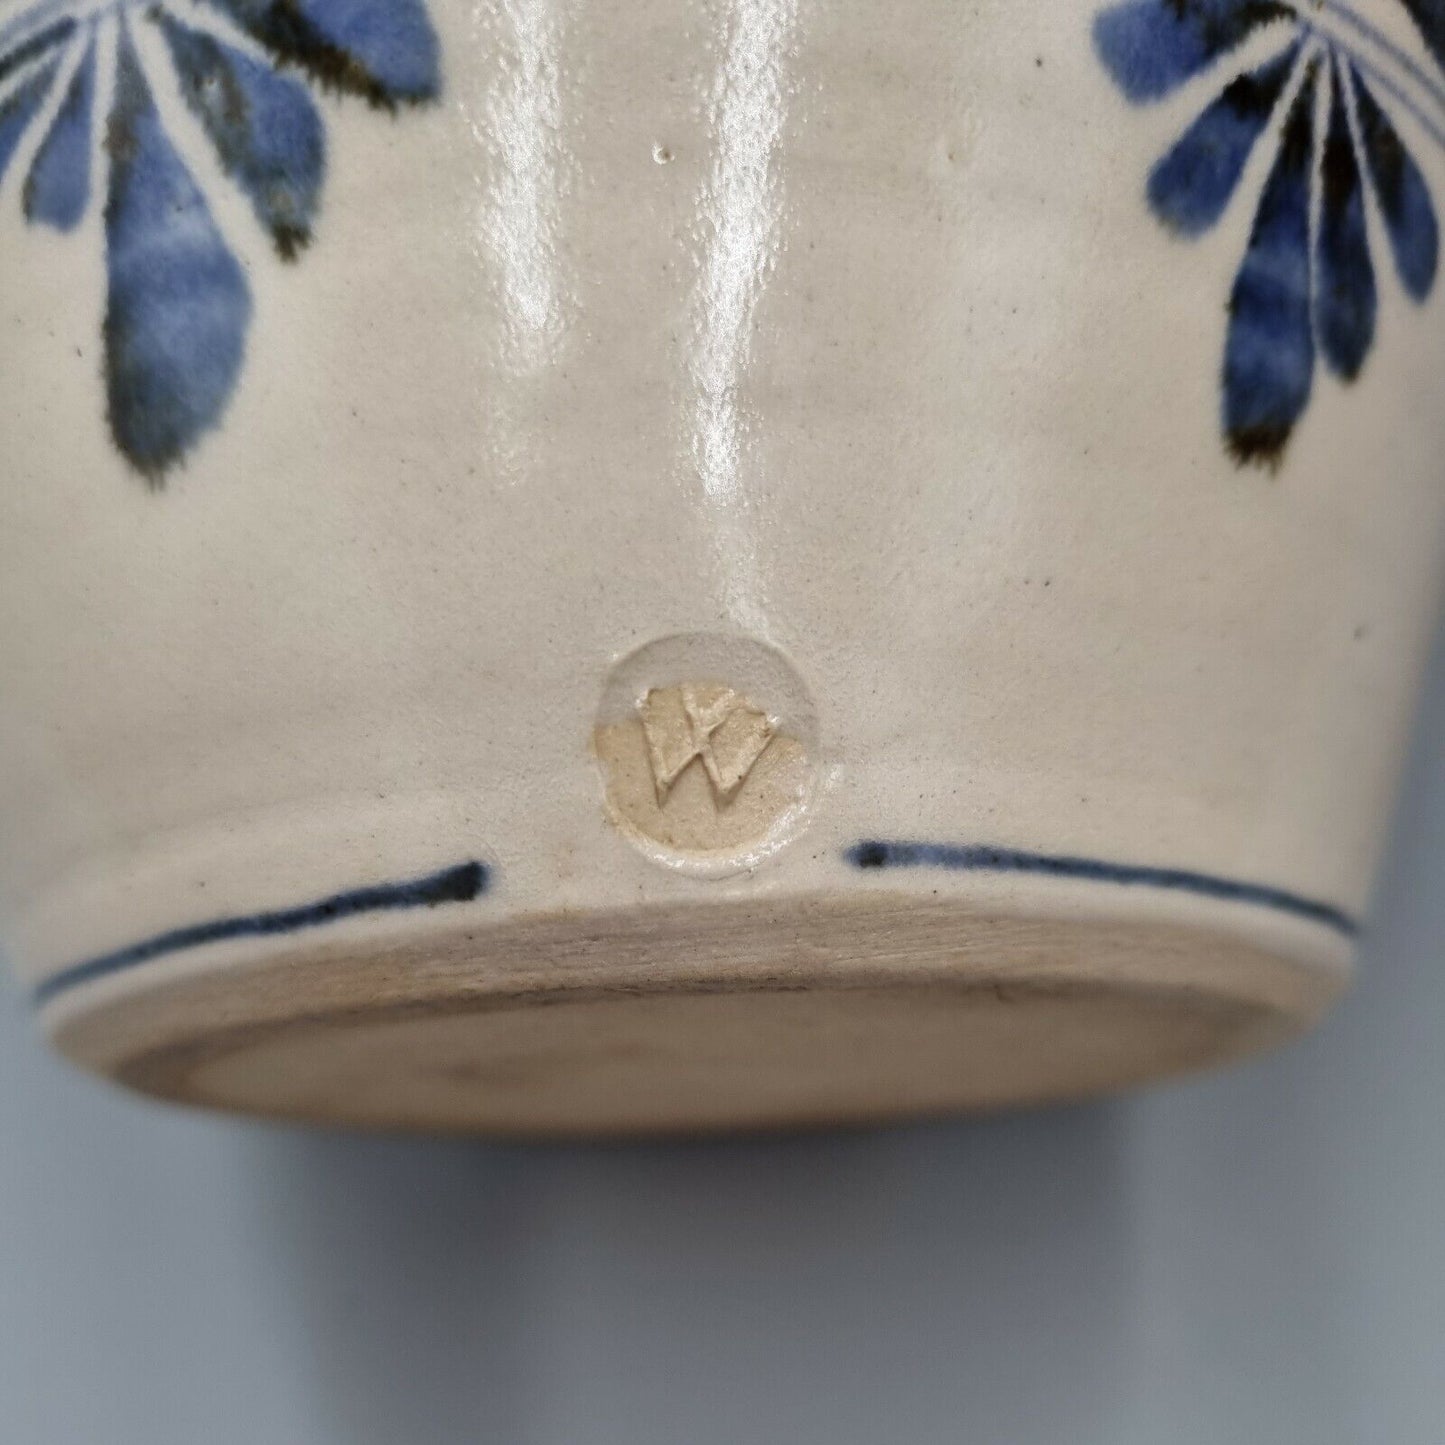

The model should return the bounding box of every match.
[0,0,440,480]
[1095,0,1445,467]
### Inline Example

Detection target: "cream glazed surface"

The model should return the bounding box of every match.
[1,0,1442,1129]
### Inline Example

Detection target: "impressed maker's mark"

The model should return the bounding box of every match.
[639,683,775,804]
[593,635,818,872]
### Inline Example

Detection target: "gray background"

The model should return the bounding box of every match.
[2,628,1442,1445]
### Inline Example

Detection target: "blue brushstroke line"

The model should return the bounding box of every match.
[0,2,73,63]
[1315,60,1377,379]
[204,0,440,106]
[104,23,251,476]
[844,841,1358,938]
[1222,64,1317,466]
[1351,62,1441,297]
[1147,41,1301,236]
[292,0,440,100]
[1347,44,1445,151]
[0,14,74,89]
[0,55,59,183]
[1319,0,1445,119]
[24,36,95,231]
[33,859,490,1006]
[1399,0,1445,76]
[1094,0,1293,104]
[158,10,325,259]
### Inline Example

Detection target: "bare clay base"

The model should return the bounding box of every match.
[48,895,1348,1136]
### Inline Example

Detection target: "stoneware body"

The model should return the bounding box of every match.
[1,0,1443,1132]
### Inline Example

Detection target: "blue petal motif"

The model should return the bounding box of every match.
[1352,68,1440,301]
[1315,65,1376,380]
[1098,2,1445,467]
[1094,0,1291,103]
[0,0,441,483]
[203,0,440,107]
[1223,67,1316,467]
[158,12,325,259]
[104,31,252,479]
[1147,41,1298,235]
[0,57,59,185]
[24,39,96,231]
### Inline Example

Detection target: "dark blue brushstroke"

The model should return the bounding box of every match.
[1328,0,1445,116]
[0,56,58,185]
[1353,68,1439,301]
[1222,68,1317,467]
[158,11,325,259]
[1315,66,1375,380]
[204,0,440,108]
[1094,0,1291,103]
[1353,52,1445,159]
[844,841,1358,937]
[104,30,251,478]
[1401,0,1445,75]
[24,39,95,232]
[34,860,490,1007]
[0,15,73,88]
[1148,42,1298,236]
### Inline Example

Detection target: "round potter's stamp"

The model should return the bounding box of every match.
[593,634,818,874]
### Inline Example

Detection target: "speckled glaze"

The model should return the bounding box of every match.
[2,0,1443,1131]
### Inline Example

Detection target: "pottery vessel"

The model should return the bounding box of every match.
[2,0,1443,1132]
